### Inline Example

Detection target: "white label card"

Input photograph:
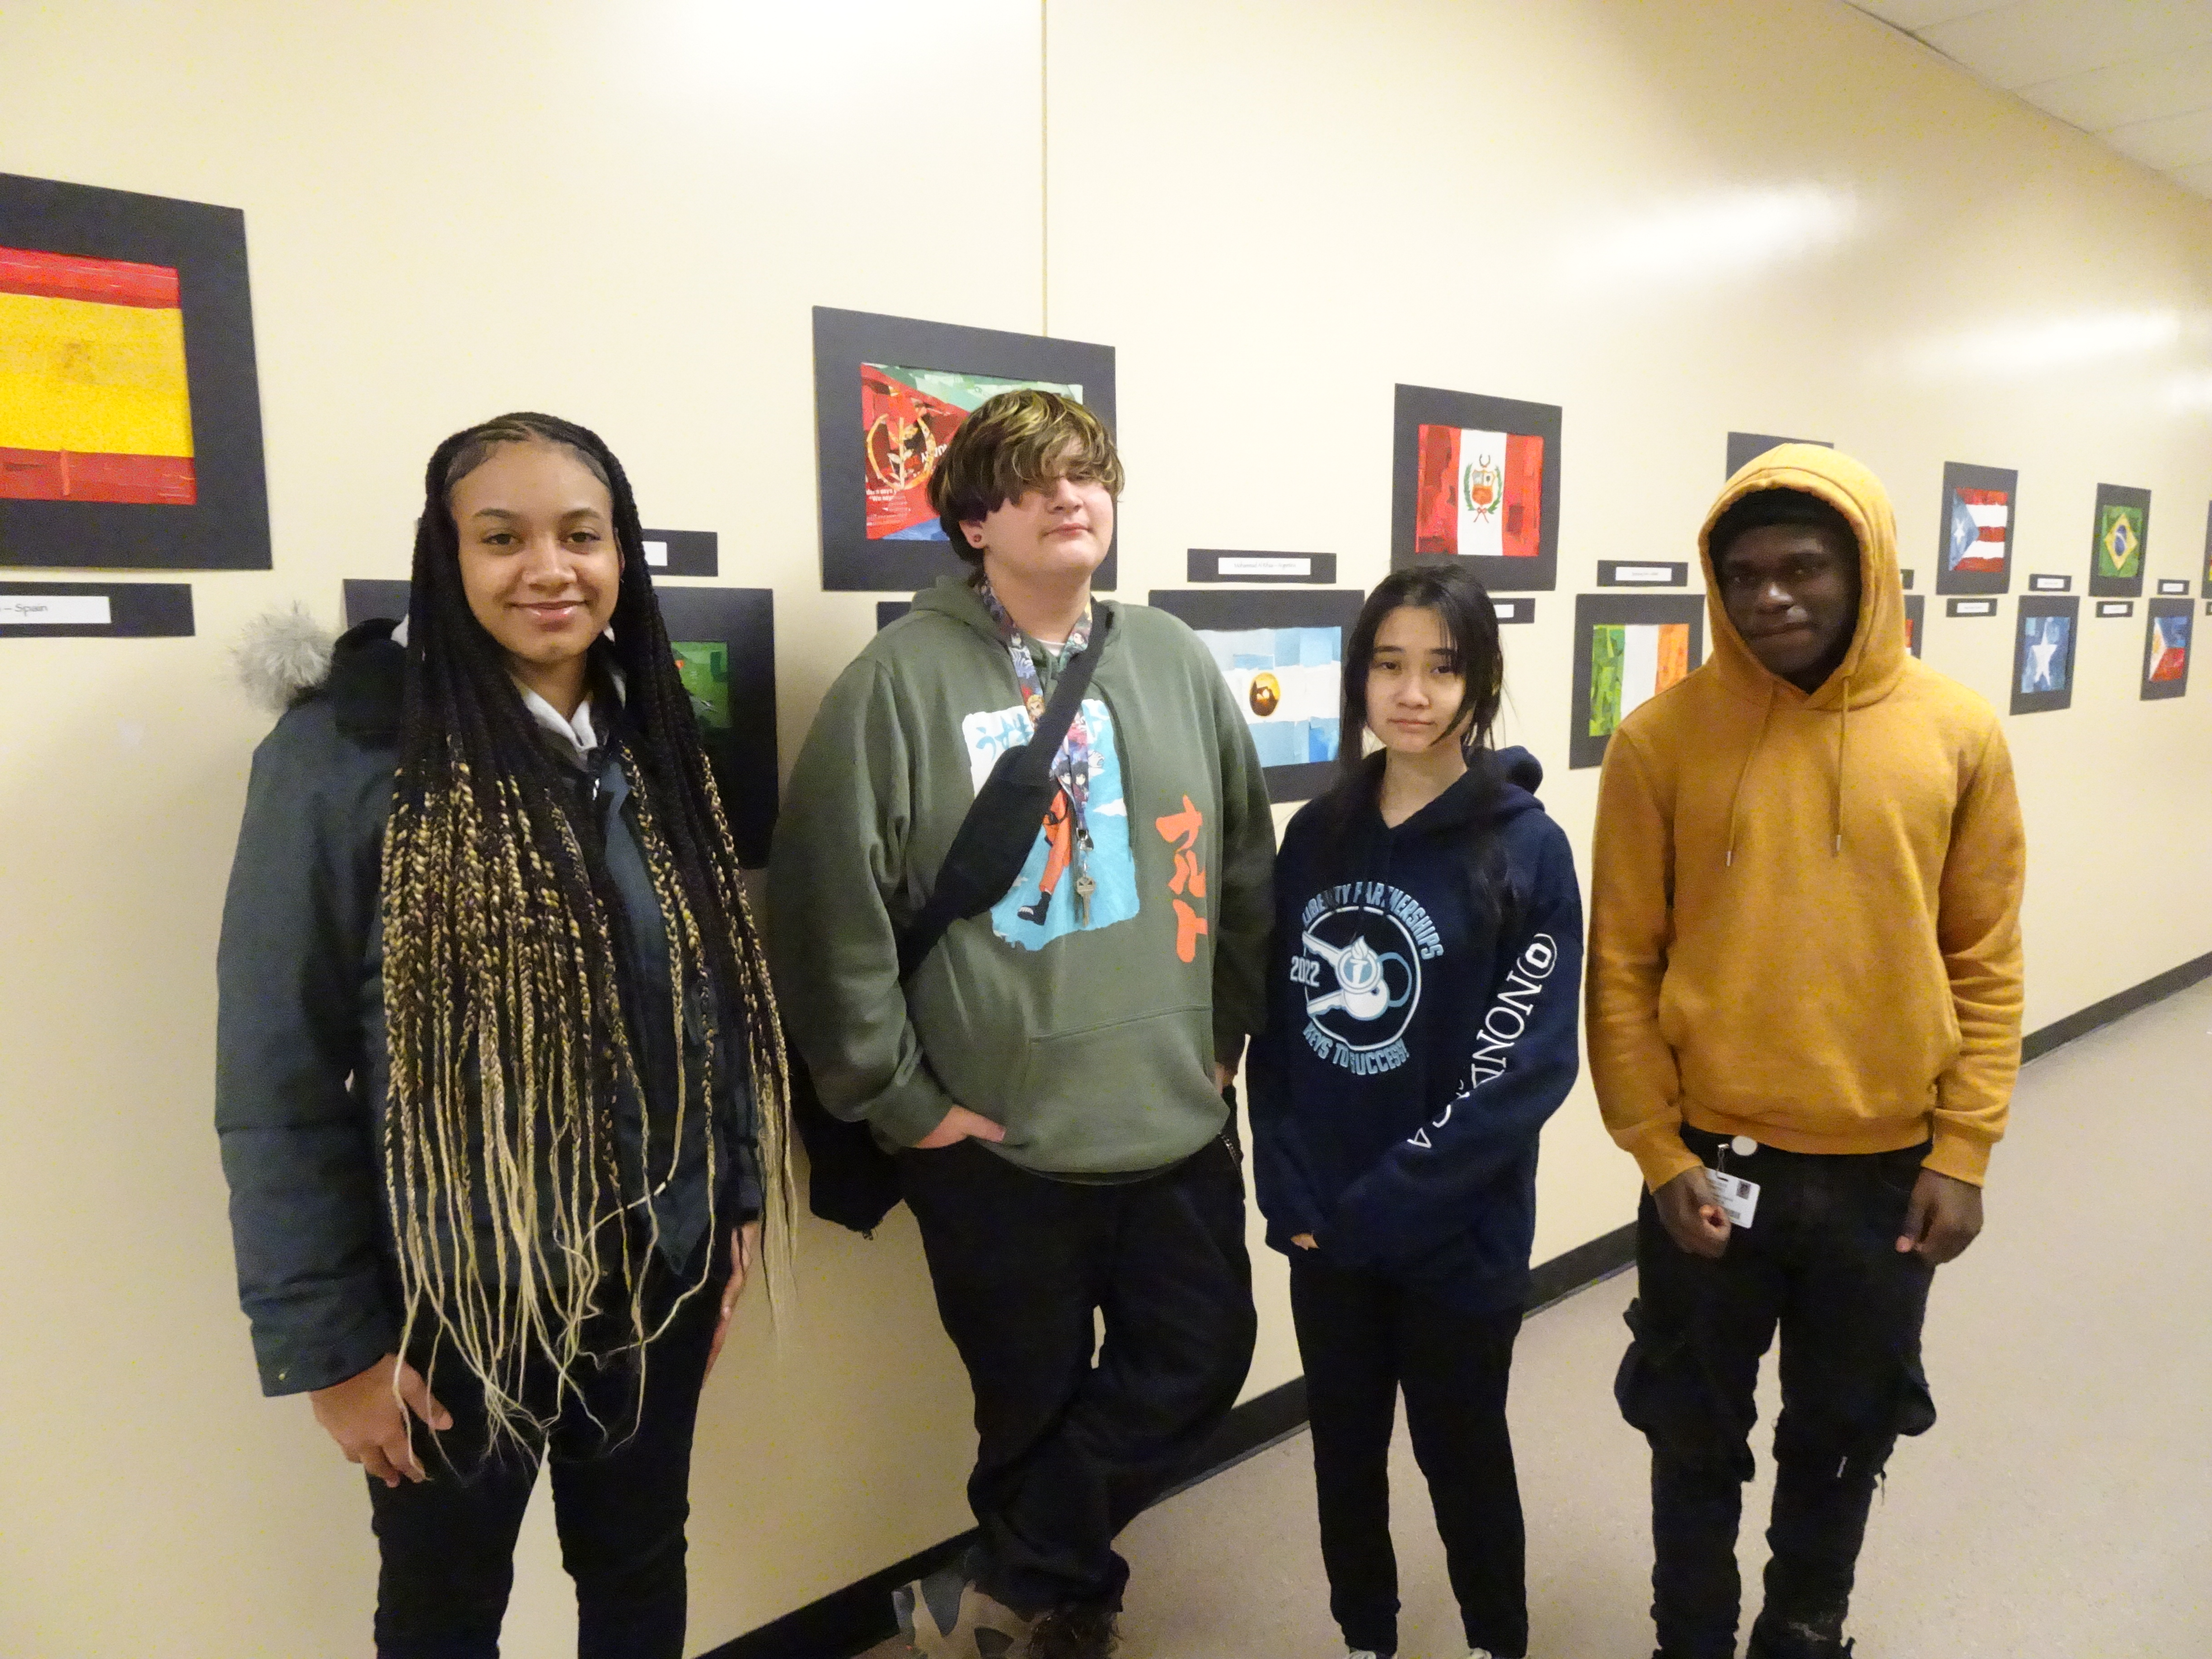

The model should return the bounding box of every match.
[643,539,670,567]
[1218,556,1311,576]
[1706,1168,1760,1228]
[0,595,112,626]
[1614,564,1675,583]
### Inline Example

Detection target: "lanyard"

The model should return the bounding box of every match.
[976,577,1100,922]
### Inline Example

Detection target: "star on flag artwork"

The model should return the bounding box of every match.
[1588,622,1691,736]
[861,362,1081,540]
[2018,615,2069,694]
[1413,425,1543,560]
[0,245,196,505]
[1947,487,2008,573]
[2010,595,2078,714]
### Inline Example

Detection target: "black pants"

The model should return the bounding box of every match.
[1289,1255,1527,1658]
[900,1134,1257,1616]
[366,1246,726,1659]
[1615,1132,1938,1659]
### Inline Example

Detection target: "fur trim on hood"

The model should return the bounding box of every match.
[233,605,337,715]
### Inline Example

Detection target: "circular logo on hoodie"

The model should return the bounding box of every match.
[1290,886,1440,1073]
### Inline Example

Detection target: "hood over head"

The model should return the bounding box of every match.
[1698,444,1907,710]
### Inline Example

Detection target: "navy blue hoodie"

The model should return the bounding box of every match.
[1247,747,1583,1314]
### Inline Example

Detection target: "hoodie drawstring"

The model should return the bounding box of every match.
[1833,671,1851,856]
[1724,680,1777,869]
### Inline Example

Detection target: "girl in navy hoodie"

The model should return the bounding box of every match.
[1247,564,1583,1659]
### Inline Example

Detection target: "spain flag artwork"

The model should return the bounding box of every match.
[0,244,196,506]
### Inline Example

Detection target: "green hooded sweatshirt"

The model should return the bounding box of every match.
[767,576,1276,1176]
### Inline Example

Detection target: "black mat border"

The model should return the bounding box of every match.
[2010,593,2078,715]
[1932,461,2018,597]
[0,578,192,636]
[0,171,270,571]
[1145,586,1365,804]
[1186,549,1337,585]
[1597,560,1687,588]
[1389,384,1561,591]
[813,307,1116,593]
[1568,592,1706,771]
[2141,596,2193,701]
[2088,483,2150,599]
[1724,431,1829,478]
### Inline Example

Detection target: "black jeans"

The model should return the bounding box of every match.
[1615,1131,1938,1659]
[366,1243,726,1659]
[1289,1255,1526,1658]
[900,1134,1257,1616]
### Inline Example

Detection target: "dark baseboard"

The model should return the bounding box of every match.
[701,1237,1623,1659]
[711,950,2212,1659]
[2020,950,2212,1063]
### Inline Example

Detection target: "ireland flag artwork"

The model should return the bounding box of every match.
[1414,424,1544,559]
[1588,622,1691,736]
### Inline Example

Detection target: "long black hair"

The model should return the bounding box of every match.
[1317,562,1519,934]
[382,412,788,1440]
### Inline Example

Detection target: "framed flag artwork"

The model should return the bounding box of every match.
[2141,597,2192,701]
[0,173,269,570]
[1569,592,1706,769]
[813,307,1115,593]
[2087,483,2149,599]
[1904,593,1926,659]
[2010,594,2079,715]
[1391,384,1560,591]
[1146,587,1363,803]
[1725,432,1830,478]
[338,580,780,865]
[1933,462,2016,596]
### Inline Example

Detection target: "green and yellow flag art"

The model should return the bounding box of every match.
[2096,503,2145,580]
[671,641,731,729]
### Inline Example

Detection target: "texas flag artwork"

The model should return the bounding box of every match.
[1946,485,2009,573]
[0,245,197,505]
[1414,424,1543,559]
[1589,622,1690,736]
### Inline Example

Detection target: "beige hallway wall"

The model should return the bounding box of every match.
[0,1,2206,1653]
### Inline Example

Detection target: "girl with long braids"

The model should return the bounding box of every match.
[216,412,789,1659]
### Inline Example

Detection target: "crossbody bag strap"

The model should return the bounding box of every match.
[896,606,1116,982]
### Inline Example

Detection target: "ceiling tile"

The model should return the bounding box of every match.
[2019,41,2212,130]
[2099,105,2212,169]
[1919,0,2212,89]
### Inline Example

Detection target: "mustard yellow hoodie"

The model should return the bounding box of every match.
[1587,445,2025,1191]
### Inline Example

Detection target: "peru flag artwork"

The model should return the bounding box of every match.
[1947,485,2009,573]
[1414,424,1543,559]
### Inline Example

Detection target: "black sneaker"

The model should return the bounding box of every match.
[1025,1600,1118,1659]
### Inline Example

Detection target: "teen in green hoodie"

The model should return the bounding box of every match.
[767,390,1273,1659]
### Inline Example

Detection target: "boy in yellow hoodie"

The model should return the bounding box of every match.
[1587,446,2025,1659]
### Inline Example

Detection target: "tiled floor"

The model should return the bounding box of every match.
[866,979,2212,1657]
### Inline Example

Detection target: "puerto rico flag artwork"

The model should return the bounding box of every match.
[1414,425,1543,559]
[1588,622,1690,736]
[861,362,1081,541]
[0,246,196,505]
[1946,486,2009,573]
[2147,611,2190,683]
